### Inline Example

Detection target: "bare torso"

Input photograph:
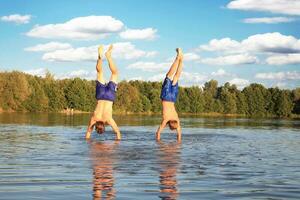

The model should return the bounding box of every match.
[94,100,113,123]
[162,101,179,121]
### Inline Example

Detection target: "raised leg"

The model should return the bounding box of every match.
[105,45,118,83]
[172,55,183,85]
[96,45,105,84]
[166,48,183,80]
[166,54,180,79]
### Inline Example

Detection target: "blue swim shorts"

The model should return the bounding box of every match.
[95,81,117,102]
[160,77,179,102]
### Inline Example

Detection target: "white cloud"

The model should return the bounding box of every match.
[199,38,241,53]
[198,32,300,54]
[274,82,287,88]
[56,69,95,80]
[148,73,166,82]
[211,68,230,77]
[112,42,157,59]
[242,32,300,54]
[24,42,72,52]
[229,78,250,89]
[266,54,300,65]
[128,61,171,72]
[43,46,96,62]
[26,16,124,40]
[1,14,31,24]
[180,72,208,86]
[147,71,207,86]
[42,42,155,62]
[128,76,143,81]
[184,52,201,62]
[24,68,47,77]
[120,28,157,40]
[201,54,258,65]
[227,0,300,16]
[243,17,295,24]
[255,71,300,80]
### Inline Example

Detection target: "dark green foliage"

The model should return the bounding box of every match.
[276,90,294,117]
[292,88,300,114]
[186,86,204,113]
[0,71,298,117]
[242,84,269,117]
[176,88,191,112]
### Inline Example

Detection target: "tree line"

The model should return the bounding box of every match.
[0,71,299,118]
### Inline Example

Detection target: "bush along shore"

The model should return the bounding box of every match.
[0,71,299,118]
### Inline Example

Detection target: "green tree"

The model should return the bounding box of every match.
[186,86,204,113]
[203,80,218,112]
[220,87,237,114]
[114,81,143,112]
[292,88,300,114]
[242,84,268,117]
[276,90,294,117]
[176,87,190,113]
[236,92,248,114]
[0,71,31,111]
[64,78,94,111]
[23,76,49,111]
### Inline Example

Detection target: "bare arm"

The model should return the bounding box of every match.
[156,119,168,141]
[85,115,96,139]
[176,123,182,142]
[108,118,121,140]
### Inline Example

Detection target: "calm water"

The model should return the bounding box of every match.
[0,113,299,200]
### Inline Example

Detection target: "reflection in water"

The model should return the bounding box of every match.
[89,141,119,200]
[157,142,181,200]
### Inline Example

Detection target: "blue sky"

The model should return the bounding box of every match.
[0,0,299,89]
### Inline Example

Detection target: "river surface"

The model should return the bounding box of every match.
[0,113,299,199]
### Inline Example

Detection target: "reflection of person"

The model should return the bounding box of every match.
[85,45,121,140]
[89,141,119,200]
[156,48,183,142]
[157,141,181,200]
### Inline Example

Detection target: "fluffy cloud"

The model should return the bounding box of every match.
[147,72,207,86]
[227,0,300,16]
[199,38,241,53]
[24,42,72,52]
[24,68,96,80]
[211,68,230,77]
[266,54,300,65]
[201,54,258,65]
[197,32,300,65]
[243,17,295,24]
[26,16,124,40]
[180,72,208,86]
[255,71,300,80]
[242,32,300,54]
[56,69,95,80]
[42,42,156,62]
[184,52,201,62]
[24,68,47,77]
[148,73,166,82]
[112,42,157,59]
[1,14,31,24]
[229,78,250,89]
[120,28,157,40]
[128,61,171,72]
[199,32,300,54]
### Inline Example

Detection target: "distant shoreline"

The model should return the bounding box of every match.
[1,109,299,119]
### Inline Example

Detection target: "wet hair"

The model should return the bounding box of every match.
[168,120,178,130]
[95,121,105,134]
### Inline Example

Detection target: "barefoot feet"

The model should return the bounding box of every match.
[105,44,113,59]
[176,48,183,60]
[98,45,103,59]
